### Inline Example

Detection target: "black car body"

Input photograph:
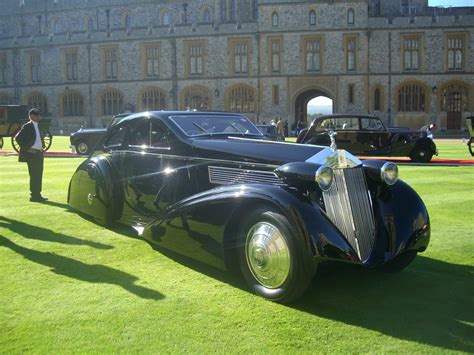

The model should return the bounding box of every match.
[297,114,437,162]
[70,113,130,155]
[256,124,285,141]
[68,111,430,303]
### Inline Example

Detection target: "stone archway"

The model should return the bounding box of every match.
[294,88,333,126]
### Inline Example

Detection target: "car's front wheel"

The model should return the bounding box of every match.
[410,145,433,163]
[238,209,312,303]
[76,140,90,155]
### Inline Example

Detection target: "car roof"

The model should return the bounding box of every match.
[110,110,247,128]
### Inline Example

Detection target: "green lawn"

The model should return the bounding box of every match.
[0,145,473,352]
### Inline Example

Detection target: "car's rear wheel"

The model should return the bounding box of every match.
[379,250,418,273]
[410,145,433,163]
[238,208,312,303]
[468,137,474,157]
[76,140,90,155]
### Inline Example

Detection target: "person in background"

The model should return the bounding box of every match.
[275,116,284,136]
[14,108,48,202]
[421,123,437,140]
[284,120,289,137]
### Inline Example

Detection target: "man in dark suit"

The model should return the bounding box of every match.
[14,108,48,202]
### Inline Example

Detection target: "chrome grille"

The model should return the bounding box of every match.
[322,167,376,262]
[208,166,283,186]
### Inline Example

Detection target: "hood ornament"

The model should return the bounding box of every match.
[328,130,337,151]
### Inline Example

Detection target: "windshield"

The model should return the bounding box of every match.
[170,115,263,137]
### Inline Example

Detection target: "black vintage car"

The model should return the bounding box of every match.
[256,124,285,141]
[70,113,130,155]
[68,111,430,303]
[297,114,438,163]
[467,115,474,156]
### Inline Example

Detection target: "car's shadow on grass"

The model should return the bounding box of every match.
[0,234,164,301]
[294,258,474,353]
[0,215,112,249]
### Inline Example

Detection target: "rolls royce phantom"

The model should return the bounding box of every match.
[68,111,431,303]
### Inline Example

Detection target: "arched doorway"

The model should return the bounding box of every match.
[440,83,468,130]
[294,89,333,127]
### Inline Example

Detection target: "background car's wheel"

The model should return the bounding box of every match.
[410,145,433,163]
[468,137,474,157]
[76,140,90,155]
[42,131,53,152]
[238,208,312,303]
[0,137,3,149]
[11,132,20,153]
[379,250,418,273]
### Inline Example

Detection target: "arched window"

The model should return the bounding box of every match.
[347,9,355,25]
[251,0,258,20]
[374,88,381,111]
[0,93,12,104]
[124,14,132,33]
[62,91,84,116]
[162,11,170,26]
[182,86,211,110]
[139,87,166,111]
[309,10,316,26]
[26,92,48,114]
[398,83,425,112]
[202,7,211,23]
[100,89,123,115]
[227,85,256,113]
[272,12,278,28]
[19,20,26,36]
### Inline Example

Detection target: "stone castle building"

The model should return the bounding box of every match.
[0,0,473,133]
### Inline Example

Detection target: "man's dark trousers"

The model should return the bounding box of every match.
[26,151,44,198]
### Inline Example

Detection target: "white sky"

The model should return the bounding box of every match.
[308,96,333,107]
[428,0,473,6]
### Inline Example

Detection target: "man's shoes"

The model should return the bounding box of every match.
[30,196,48,203]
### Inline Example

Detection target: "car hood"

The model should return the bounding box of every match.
[191,137,326,165]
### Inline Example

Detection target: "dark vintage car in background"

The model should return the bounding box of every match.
[297,114,438,163]
[467,115,474,156]
[256,124,285,141]
[70,113,130,155]
[68,111,431,303]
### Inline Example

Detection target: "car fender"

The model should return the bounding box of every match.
[142,183,359,274]
[68,155,123,225]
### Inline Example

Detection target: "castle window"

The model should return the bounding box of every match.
[403,36,420,71]
[227,85,256,113]
[62,91,84,116]
[87,18,93,37]
[124,14,132,34]
[100,89,123,115]
[101,46,118,80]
[269,38,281,73]
[272,12,278,28]
[0,93,11,104]
[28,51,42,83]
[447,34,465,71]
[347,9,355,25]
[182,86,211,110]
[303,37,322,72]
[143,44,160,78]
[234,42,248,74]
[139,87,166,111]
[374,88,381,111]
[26,92,48,114]
[162,11,170,26]
[348,84,354,104]
[64,49,78,81]
[346,37,356,71]
[202,8,211,23]
[309,10,316,26]
[272,85,279,105]
[251,0,258,20]
[185,40,206,76]
[398,83,425,112]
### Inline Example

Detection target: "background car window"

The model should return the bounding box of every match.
[128,120,171,149]
[361,118,384,131]
[129,121,150,146]
[339,118,359,130]
[104,126,126,148]
[316,118,336,131]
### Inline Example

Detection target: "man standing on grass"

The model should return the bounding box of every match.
[14,108,48,203]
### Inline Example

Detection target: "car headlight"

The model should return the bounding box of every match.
[381,162,399,185]
[315,166,334,191]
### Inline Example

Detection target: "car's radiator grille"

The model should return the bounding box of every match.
[208,166,282,186]
[322,167,376,262]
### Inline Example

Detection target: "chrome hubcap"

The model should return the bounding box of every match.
[77,143,88,154]
[245,222,290,289]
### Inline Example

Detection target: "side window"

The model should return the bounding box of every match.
[150,121,170,149]
[129,121,150,147]
[104,126,126,148]
[316,118,336,131]
[340,118,359,130]
[361,118,384,131]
